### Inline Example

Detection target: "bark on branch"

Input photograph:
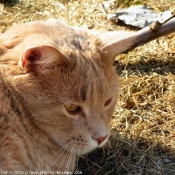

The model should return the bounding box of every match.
[123,14,175,54]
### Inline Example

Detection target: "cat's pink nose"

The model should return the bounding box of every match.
[93,135,108,145]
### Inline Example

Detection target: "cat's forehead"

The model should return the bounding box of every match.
[48,58,117,103]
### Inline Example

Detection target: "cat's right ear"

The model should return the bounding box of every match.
[20,45,68,72]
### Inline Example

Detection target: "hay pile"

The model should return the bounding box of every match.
[0,0,175,174]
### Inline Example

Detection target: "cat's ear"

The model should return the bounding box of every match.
[20,46,68,72]
[97,31,137,60]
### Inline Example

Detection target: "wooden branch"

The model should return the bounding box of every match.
[122,14,175,54]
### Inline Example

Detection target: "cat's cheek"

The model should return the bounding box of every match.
[50,133,69,149]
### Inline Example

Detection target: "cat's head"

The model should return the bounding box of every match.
[0,19,134,155]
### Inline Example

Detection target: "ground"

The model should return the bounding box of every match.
[0,0,175,174]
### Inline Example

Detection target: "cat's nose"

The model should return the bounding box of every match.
[93,135,108,145]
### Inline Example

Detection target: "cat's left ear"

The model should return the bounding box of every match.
[20,46,68,72]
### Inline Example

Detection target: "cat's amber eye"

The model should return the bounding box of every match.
[64,103,82,114]
[104,98,112,106]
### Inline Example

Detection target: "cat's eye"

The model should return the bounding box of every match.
[104,98,112,106]
[64,103,82,114]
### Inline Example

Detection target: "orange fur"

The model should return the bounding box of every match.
[0,19,119,174]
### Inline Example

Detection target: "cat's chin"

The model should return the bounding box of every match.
[77,147,96,155]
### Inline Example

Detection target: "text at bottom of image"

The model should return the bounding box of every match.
[0,170,83,175]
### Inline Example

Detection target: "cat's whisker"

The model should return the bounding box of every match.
[78,147,81,158]
[55,141,72,156]
[47,141,72,171]
[75,148,81,172]
[72,148,80,172]
[66,144,76,171]
[71,147,77,173]
[71,145,78,172]
[58,142,73,171]
[71,146,79,173]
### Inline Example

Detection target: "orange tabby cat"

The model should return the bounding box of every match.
[0,19,134,174]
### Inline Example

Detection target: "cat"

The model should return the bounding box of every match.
[0,19,134,174]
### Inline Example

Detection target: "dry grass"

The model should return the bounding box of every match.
[0,0,175,174]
